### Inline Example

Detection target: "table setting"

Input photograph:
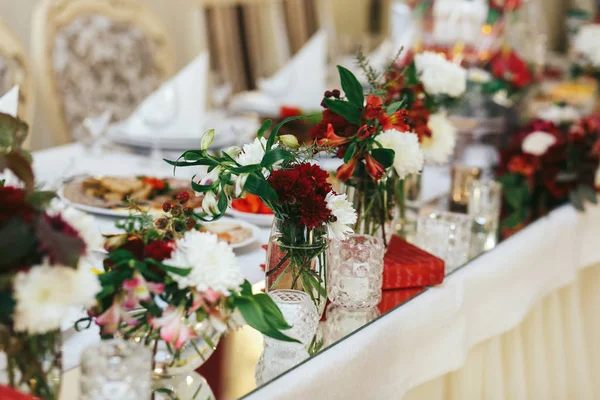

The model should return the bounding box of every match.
[2,1,600,399]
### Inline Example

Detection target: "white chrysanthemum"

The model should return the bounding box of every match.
[574,24,600,68]
[13,264,75,334]
[421,112,457,164]
[522,131,557,156]
[325,192,357,240]
[47,200,103,251]
[468,68,492,83]
[537,104,581,124]
[72,264,102,308]
[414,52,467,97]
[164,231,244,295]
[377,130,424,179]
[236,137,268,166]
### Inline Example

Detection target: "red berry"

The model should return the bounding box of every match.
[162,202,171,212]
[324,90,333,98]
[186,217,196,230]
[320,99,328,108]
[184,207,193,215]
[171,204,183,217]
[176,191,190,205]
[332,89,341,98]
[155,218,168,229]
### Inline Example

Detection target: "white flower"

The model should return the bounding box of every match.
[468,68,492,83]
[377,130,424,179]
[325,192,357,240]
[233,173,249,197]
[200,129,215,151]
[47,200,103,251]
[236,137,268,166]
[414,52,467,97]
[421,112,457,164]
[537,104,581,124]
[198,167,222,186]
[201,191,220,215]
[163,231,244,295]
[492,89,513,107]
[574,24,600,68]
[13,261,99,334]
[522,131,557,156]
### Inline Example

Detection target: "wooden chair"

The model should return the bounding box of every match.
[32,0,176,145]
[0,20,34,125]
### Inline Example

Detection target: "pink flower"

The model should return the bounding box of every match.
[122,272,165,309]
[96,299,139,335]
[151,307,194,350]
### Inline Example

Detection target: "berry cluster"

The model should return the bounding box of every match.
[155,191,197,234]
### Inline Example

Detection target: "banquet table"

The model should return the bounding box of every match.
[35,144,600,400]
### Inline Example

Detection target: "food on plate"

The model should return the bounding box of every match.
[231,193,274,214]
[199,221,254,245]
[62,175,202,211]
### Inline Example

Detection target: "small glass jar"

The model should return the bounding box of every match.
[468,180,502,256]
[80,339,152,400]
[327,234,384,309]
[416,211,473,274]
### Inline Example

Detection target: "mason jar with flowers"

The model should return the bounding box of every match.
[166,122,356,315]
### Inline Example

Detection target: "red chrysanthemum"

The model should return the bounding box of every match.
[490,49,532,89]
[293,162,331,197]
[297,195,330,229]
[143,240,176,262]
[0,186,34,224]
[267,169,311,204]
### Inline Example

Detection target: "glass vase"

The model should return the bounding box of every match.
[266,217,328,316]
[343,171,399,247]
[0,326,62,400]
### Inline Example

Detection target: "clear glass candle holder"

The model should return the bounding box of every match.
[416,211,473,274]
[327,234,384,309]
[264,289,319,350]
[80,339,152,400]
[324,304,380,346]
[468,180,502,256]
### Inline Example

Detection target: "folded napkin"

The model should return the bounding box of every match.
[115,52,209,138]
[383,235,445,290]
[0,85,19,117]
[230,30,327,114]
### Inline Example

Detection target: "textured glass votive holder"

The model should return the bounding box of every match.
[327,234,384,309]
[416,211,473,274]
[468,180,502,256]
[80,339,152,400]
[264,289,319,350]
[450,164,482,213]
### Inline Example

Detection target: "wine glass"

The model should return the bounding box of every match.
[80,110,113,157]
[139,85,179,166]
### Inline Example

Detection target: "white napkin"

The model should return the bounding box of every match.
[115,52,209,138]
[0,85,19,117]
[257,30,328,110]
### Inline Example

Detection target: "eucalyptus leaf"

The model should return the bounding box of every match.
[337,65,364,107]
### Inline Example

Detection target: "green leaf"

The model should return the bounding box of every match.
[0,291,15,324]
[257,119,272,139]
[0,152,34,191]
[337,65,364,107]
[244,174,279,203]
[190,178,218,193]
[386,100,404,115]
[146,259,191,277]
[239,280,253,297]
[343,142,357,163]
[267,116,305,150]
[0,218,36,268]
[501,210,526,229]
[261,148,294,169]
[234,297,298,342]
[323,98,362,126]
[487,8,500,25]
[404,63,419,86]
[26,191,56,209]
[164,158,216,168]
[569,189,585,211]
[371,148,395,169]
[578,185,597,205]
[253,293,293,329]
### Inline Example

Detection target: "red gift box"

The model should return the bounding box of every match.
[0,386,41,400]
[382,235,445,290]
[378,287,426,314]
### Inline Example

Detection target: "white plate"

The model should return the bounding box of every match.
[226,207,275,227]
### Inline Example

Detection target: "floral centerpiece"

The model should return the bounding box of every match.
[0,114,101,399]
[310,52,465,242]
[165,122,356,313]
[497,115,600,236]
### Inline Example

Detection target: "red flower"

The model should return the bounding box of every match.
[364,153,386,180]
[268,168,311,204]
[406,98,432,140]
[143,240,176,262]
[294,162,331,197]
[280,106,303,118]
[336,157,358,182]
[311,109,357,141]
[508,154,538,177]
[364,94,383,120]
[379,110,410,132]
[356,125,377,140]
[490,0,520,11]
[0,186,34,224]
[490,49,532,89]
[318,123,350,147]
[298,195,330,229]
[141,177,166,190]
